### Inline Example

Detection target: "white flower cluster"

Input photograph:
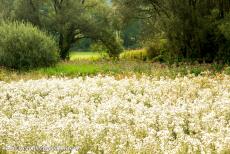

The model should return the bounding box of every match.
[0,75,229,154]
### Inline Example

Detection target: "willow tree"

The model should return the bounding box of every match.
[0,0,14,19]
[113,0,230,63]
[164,0,230,62]
[13,0,123,59]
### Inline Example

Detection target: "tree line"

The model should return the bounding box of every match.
[113,0,230,63]
[0,0,123,60]
[1,0,230,63]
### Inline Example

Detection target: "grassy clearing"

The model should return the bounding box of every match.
[70,49,148,61]
[70,51,107,61]
[38,63,99,76]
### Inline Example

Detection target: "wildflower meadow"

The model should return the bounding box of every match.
[0,75,229,153]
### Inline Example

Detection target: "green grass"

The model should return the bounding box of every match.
[120,49,148,60]
[70,49,148,61]
[38,63,99,76]
[0,60,229,82]
[0,51,229,82]
[70,49,147,61]
[70,51,107,61]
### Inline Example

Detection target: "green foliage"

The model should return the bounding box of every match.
[211,63,225,72]
[101,35,123,58]
[146,45,161,60]
[218,13,230,63]
[163,1,230,63]
[0,21,59,69]
[190,67,203,76]
[11,0,123,60]
[122,19,142,48]
[90,42,108,53]
[70,52,107,61]
[114,0,230,64]
[13,0,41,26]
[2,0,230,63]
[224,66,230,75]
[120,49,148,61]
[86,27,123,58]
[72,38,92,50]
[145,39,168,62]
[1,59,229,82]
[0,0,14,20]
[219,13,230,40]
[38,63,99,76]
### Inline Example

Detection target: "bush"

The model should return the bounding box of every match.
[90,42,107,52]
[120,49,148,61]
[145,39,168,62]
[224,66,230,75]
[0,21,59,69]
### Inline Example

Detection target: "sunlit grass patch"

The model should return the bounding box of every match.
[70,49,148,61]
[70,51,107,61]
[37,63,99,76]
[120,49,148,60]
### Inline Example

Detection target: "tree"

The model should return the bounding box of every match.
[164,0,230,62]
[13,0,42,26]
[122,19,142,49]
[112,0,163,19]
[113,0,230,63]
[12,0,123,59]
[0,0,14,19]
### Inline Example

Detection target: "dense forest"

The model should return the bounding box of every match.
[0,0,230,63]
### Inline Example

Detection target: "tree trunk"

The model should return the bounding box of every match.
[219,0,224,18]
[59,34,71,60]
[60,47,70,60]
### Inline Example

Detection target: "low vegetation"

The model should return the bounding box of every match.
[0,21,59,69]
[120,49,148,61]
[0,75,229,153]
[0,52,229,82]
[70,52,107,61]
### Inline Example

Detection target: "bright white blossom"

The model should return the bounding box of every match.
[0,75,229,153]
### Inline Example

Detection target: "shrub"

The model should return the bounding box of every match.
[0,21,59,69]
[90,42,107,53]
[145,39,168,61]
[224,66,230,75]
[190,67,203,76]
[96,29,123,58]
[119,49,148,61]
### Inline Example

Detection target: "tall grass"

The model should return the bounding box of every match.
[70,50,148,61]
[70,52,108,61]
[119,49,148,60]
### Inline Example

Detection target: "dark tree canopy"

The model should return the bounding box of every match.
[1,0,230,63]
[1,0,123,59]
[113,0,230,63]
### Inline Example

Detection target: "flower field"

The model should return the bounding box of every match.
[0,75,230,153]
